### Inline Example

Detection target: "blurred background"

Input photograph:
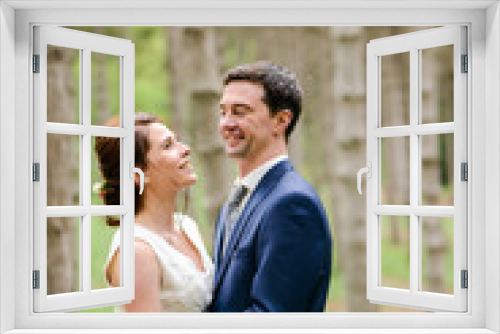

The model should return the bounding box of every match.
[45,26,454,312]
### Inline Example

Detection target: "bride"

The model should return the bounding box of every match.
[95,113,213,312]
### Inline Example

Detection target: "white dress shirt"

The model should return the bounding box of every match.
[232,154,289,210]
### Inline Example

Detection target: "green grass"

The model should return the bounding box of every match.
[325,214,454,311]
[379,215,454,293]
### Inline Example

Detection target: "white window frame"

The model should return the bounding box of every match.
[0,1,499,333]
[33,26,136,313]
[366,26,468,312]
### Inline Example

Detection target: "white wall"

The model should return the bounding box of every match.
[485,2,500,334]
[0,2,16,333]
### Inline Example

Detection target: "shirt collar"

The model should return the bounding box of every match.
[235,155,288,193]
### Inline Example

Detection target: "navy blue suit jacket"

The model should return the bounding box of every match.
[207,160,332,312]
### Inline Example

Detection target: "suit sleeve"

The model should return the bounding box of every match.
[245,192,331,312]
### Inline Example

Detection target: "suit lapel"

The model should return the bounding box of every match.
[213,160,293,294]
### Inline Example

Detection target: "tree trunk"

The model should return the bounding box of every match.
[421,46,447,293]
[296,27,332,193]
[46,46,79,295]
[379,26,411,245]
[330,26,377,311]
[168,27,188,133]
[438,46,455,191]
[167,27,202,221]
[187,27,232,237]
[94,26,111,126]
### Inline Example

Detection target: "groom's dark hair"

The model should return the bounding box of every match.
[223,61,303,143]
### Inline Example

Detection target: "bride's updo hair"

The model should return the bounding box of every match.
[95,113,163,226]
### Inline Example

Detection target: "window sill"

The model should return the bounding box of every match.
[4,329,497,334]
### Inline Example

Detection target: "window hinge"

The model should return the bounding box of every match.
[461,54,468,73]
[33,270,40,289]
[461,270,468,289]
[461,162,468,181]
[33,54,40,73]
[33,163,40,182]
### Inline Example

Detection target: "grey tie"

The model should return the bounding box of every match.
[223,185,249,254]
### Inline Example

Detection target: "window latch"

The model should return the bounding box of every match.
[357,162,372,195]
[130,162,144,195]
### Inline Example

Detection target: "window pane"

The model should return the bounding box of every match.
[47,217,81,295]
[421,45,454,124]
[91,216,121,290]
[92,52,120,127]
[92,136,121,206]
[47,45,80,124]
[421,217,454,294]
[381,136,410,205]
[380,215,410,290]
[421,134,454,206]
[47,134,80,206]
[381,51,410,127]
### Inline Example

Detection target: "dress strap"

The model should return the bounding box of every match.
[106,224,173,276]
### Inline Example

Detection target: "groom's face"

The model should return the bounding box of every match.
[219,81,276,163]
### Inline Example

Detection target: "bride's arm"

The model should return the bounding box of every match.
[108,241,163,312]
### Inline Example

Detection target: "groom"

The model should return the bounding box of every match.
[207,62,332,312]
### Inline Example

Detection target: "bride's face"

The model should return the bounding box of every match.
[143,123,197,192]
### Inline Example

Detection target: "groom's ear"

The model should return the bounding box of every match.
[273,109,292,136]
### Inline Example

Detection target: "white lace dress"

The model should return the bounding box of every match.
[106,213,214,312]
